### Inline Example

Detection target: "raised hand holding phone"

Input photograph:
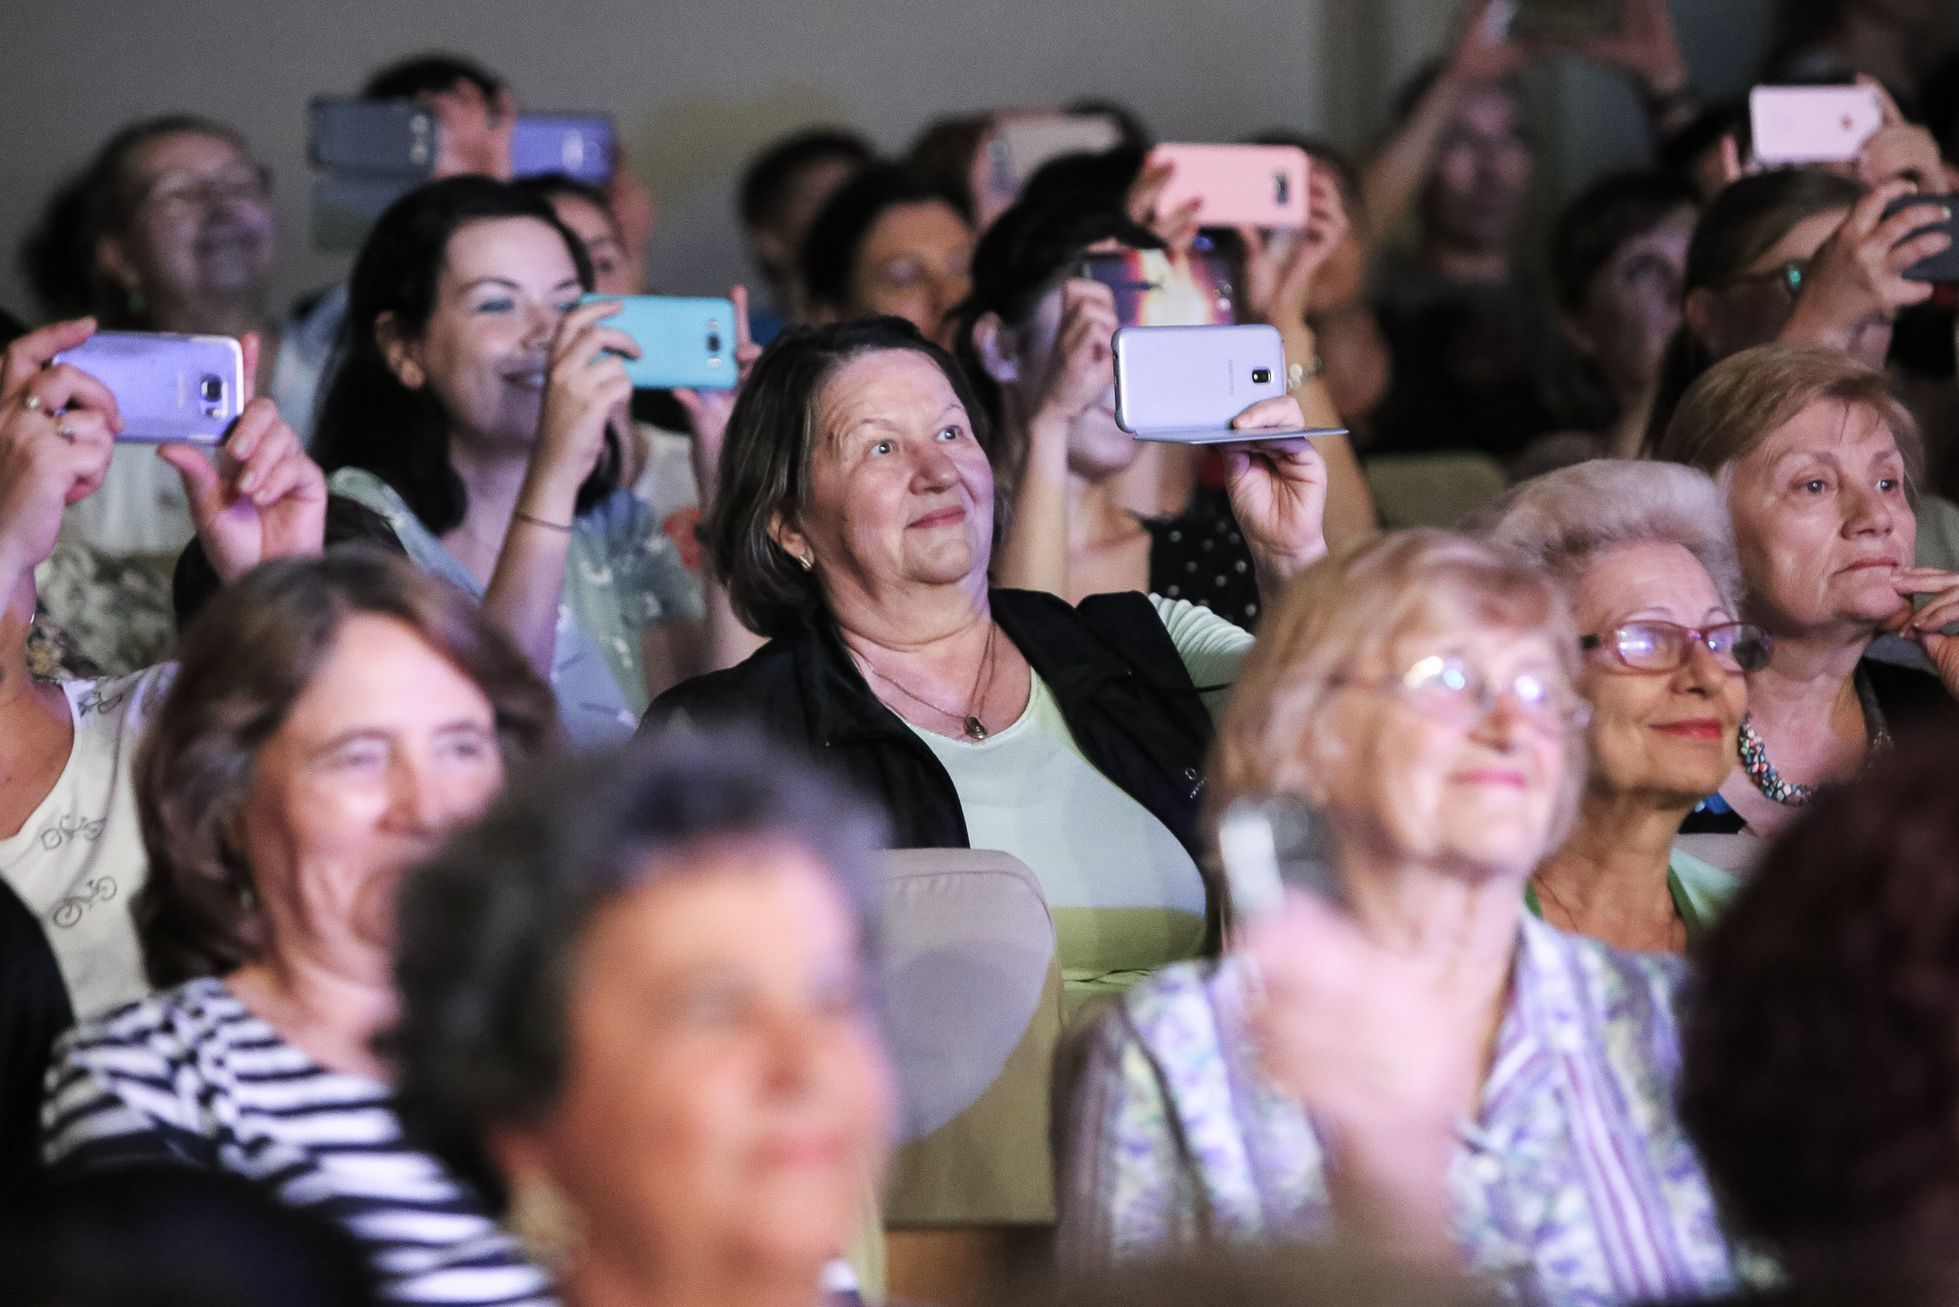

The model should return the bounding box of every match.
[1221,400,1329,590]
[526,300,640,518]
[672,285,759,508]
[158,332,328,580]
[0,319,123,590]
[1780,179,1947,350]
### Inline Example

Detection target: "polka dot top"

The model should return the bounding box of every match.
[1145,488,1262,630]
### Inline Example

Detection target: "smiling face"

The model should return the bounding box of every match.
[1571,541,1747,805]
[1725,398,1916,637]
[1317,621,1573,886]
[845,201,974,347]
[237,613,505,965]
[776,349,995,617]
[496,840,894,1289]
[104,130,276,319]
[383,215,583,451]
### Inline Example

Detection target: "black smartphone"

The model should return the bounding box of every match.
[1884,194,1959,284]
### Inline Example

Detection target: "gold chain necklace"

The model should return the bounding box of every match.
[857,622,999,741]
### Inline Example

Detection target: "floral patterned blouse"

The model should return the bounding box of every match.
[1058,913,1740,1307]
[330,468,703,744]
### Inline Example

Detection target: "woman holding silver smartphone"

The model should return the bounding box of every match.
[1058,530,1740,1306]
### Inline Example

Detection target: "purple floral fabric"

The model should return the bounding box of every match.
[1058,914,1740,1306]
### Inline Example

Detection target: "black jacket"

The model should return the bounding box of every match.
[646,589,1220,865]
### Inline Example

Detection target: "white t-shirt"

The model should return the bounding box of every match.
[0,668,171,1020]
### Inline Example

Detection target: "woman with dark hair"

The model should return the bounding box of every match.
[954,181,1367,624]
[392,733,892,1307]
[1545,171,1698,458]
[1680,717,1959,1301]
[42,549,558,1306]
[313,176,709,742]
[800,164,974,347]
[18,116,291,668]
[652,316,1321,1009]
[1644,167,1948,446]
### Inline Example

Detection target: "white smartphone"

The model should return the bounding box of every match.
[1216,797,1342,924]
[1115,323,1332,443]
[53,332,245,445]
[1750,85,1885,166]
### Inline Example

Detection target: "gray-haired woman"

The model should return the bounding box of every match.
[391,732,895,1307]
[1480,459,1761,951]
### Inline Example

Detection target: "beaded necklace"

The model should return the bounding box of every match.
[1736,667,1891,807]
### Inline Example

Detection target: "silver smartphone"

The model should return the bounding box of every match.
[53,332,245,445]
[1114,323,1333,444]
[1216,796,1342,924]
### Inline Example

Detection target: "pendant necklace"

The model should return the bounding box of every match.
[859,621,999,741]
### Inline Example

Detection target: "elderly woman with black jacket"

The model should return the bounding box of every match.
[649,316,1325,1004]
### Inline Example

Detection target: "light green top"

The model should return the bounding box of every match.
[1525,845,1743,951]
[908,595,1252,1019]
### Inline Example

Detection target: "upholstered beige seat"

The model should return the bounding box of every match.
[875,849,1064,1305]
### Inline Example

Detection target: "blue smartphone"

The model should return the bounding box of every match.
[586,295,738,391]
[513,114,615,185]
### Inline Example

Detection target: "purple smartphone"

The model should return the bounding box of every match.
[53,332,245,445]
[512,114,615,184]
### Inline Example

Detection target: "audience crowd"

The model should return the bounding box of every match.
[6,1,1959,1304]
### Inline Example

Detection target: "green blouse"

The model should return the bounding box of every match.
[1525,846,1742,951]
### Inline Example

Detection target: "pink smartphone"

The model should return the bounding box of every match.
[1750,85,1884,166]
[1148,144,1311,230]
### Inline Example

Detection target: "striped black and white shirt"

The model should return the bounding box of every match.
[41,977,554,1307]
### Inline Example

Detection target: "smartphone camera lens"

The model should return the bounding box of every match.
[706,332,723,354]
[1251,367,1273,385]
[200,376,225,402]
[1273,173,1290,205]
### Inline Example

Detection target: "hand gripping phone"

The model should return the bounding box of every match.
[53,332,245,445]
[1749,85,1885,166]
[585,295,739,391]
[1147,143,1312,230]
[1883,194,1959,284]
[1115,323,1323,443]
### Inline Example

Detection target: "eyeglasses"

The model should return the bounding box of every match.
[1724,259,1808,301]
[1580,621,1773,674]
[1336,654,1589,734]
[133,164,272,220]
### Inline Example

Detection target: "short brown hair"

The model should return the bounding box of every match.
[1653,342,1924,493]
[1206,530,1586,917]
[704,317,995,639]
[134,549,558,988]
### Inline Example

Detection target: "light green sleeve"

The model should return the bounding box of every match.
[1149,594,1254,718]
